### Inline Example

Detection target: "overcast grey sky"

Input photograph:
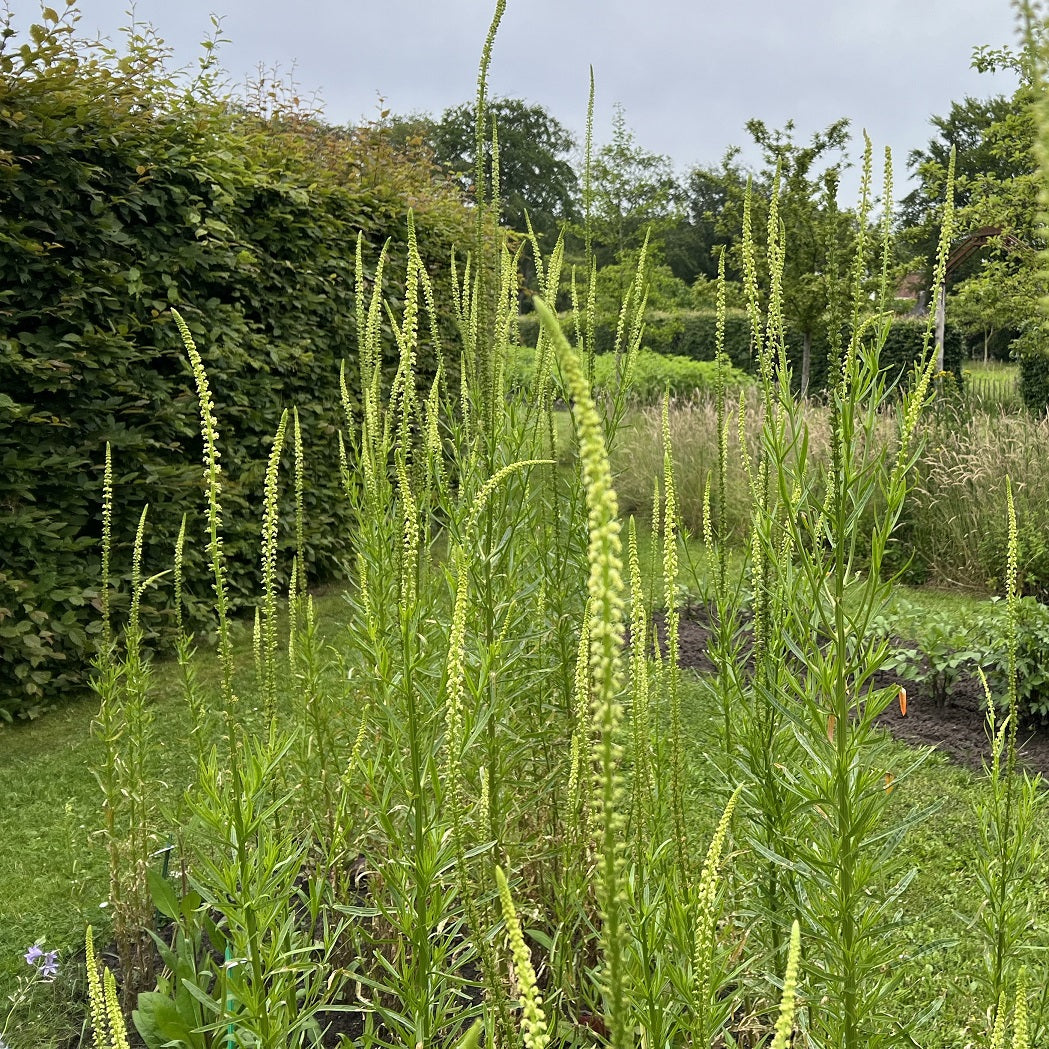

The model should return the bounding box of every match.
[71,0,1021,202]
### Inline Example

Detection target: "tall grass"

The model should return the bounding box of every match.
[908,405,1049,592]
[617,389,1049,597]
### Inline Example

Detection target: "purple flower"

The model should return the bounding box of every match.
[38,949,59,981]
[23,943,59,980]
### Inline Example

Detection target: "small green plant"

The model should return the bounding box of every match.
[877,596,1049,720]
[132,875,216,1049]
[881,609,985,707]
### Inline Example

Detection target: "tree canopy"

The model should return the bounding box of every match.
[387,98,580,241]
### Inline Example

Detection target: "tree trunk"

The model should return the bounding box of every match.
[801,331,812,397]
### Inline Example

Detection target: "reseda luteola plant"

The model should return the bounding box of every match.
[85,3,1049,1046]
[701,134,961,1049]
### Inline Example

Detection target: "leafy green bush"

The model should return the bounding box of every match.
[0,8,473,717]
[880,609,984,708]
[515,309,964,392]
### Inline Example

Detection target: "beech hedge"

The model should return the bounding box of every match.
[0,15,472,717]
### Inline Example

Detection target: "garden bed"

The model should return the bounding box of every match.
[673,613,1049,777]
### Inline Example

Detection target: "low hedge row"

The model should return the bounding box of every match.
[516,309,965,390]
[505,346,753,403]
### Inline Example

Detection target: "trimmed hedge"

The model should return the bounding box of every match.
[0,24,472,717]
[1019,347,1049,415]
[516,309,964,391]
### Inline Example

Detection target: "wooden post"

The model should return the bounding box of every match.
[934,282,945,375]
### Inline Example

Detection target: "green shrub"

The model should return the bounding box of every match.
[593,349,751,402]
[0,10,473,717]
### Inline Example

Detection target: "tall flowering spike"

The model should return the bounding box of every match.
[86,926,108,1049]
[478,766,490,838]
[741,186,763,357]
[661,394,687,872]
[338,358,355,438]
[473,0,507,215]
[354,233,366,364]
[287,555,298,666]
[762,162,784,380]
[260,409,289,719]
[877,146,895,313]
[170,308,235,710]
[627,519,652,836]
[990,993,1009,1049]
[495,867,550,1049]
[568,603,592,838]
[613,229,650,360]
[128,504,149,637]
[898,148,954,465]
[715,248,730,559]
[103,967,131,1049]
[490,117,502,226]
[364,240,389,376]
[100,443,113,654]
[692,785,742,1034]
[292,407,306,595]
[355,550,374,628]
[337,431,351,500]
[769,920,802,1049]
[174,513,188,641]
[464,459,553,539]
[252,606,262,688]
[847,133,874,332]
[702,473,713,554]
[444,546,470,830]
[532,295,629,1049]
[397,213,422,406]
[1005,476,1020,779]
[1012,967,1029,1049]
[583,67,595,297]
